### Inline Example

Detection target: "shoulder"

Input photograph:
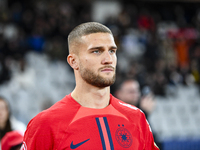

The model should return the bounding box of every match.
[110,95,145,122]
[27,94,81,129]
[111,94,140,112]
[111,95,152,135]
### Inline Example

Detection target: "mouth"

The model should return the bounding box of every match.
[100,66,115,72]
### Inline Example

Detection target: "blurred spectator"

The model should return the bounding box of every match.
[114,79,155,118]
[45,36,68,61]
[152,72,167,96]
[137,8,155,32]
[0,96,12,140]
[114,78,162,149]
[174,31,190,70]
[27,27,45,53]
[0,55,11,85]
[189,41,200,92]
[120,28,145,60]
[1,131,23,150]
[0,96,26,140]
[143,33,162,73]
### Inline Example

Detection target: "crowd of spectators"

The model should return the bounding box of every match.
[106,2,200,96]
[0,0,91,84]
[0,1,199,148]
[0,0,200,108]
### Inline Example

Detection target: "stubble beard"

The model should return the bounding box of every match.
[79,65,116,88]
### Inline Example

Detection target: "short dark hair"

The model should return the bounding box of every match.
[68,22,112,53]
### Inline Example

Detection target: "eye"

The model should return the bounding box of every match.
[109,49,116,54]
[92,50,100,54]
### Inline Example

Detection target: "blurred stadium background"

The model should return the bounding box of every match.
[0,0,200,149]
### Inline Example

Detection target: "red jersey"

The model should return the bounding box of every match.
[21,94,159,150]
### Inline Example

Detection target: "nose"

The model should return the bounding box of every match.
[102,51,113,64]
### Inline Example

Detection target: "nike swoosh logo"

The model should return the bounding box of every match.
[70,139,90,149]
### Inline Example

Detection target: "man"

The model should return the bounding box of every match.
[21,22,159,150]
[115,79,155,118]
[115,79,163,149]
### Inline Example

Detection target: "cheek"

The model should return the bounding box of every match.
[4,110,9,117]
[83,57,98,66]
[0,110,9,121]
[113,55,117,65]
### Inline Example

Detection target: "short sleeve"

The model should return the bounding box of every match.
[141,112,160,150]
[21,114,54,150]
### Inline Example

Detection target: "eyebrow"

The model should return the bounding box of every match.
[89,46,117,50]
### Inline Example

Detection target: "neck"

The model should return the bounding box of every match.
[71,84,111,109]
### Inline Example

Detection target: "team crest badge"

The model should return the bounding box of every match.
[115,124,133,148]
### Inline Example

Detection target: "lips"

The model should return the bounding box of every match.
[102,68,113,71]
[100,66,114,72]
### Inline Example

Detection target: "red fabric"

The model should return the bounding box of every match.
[1,131,23,150]
[21,94,159,150]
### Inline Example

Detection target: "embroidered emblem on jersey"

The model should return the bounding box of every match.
[115,124,133,148]
[96,117,114,150]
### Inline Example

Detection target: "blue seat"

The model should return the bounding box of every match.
[163,139,200,150]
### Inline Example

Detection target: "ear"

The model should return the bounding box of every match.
[67,54,79,70]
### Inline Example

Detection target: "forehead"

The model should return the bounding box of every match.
[81,33,116,47]
[0,100,7,107]
[122,81,139,89]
